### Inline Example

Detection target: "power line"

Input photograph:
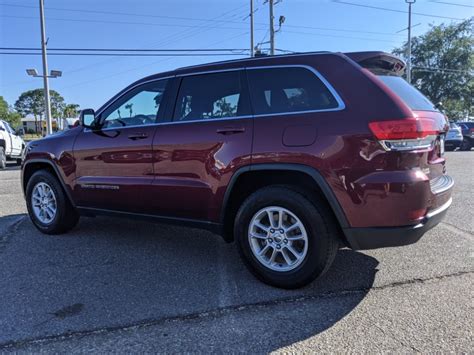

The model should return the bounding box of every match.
[1,14,260,32]
[284,24,405,37]
[53,5,249,78]
[429,1,474,8]
[0,3,415,39]
[58,31,251,90]
[282,30,403,44]
[0,52,247,57]
[412,66,473,74]
[0,2,257,25]
[331,0,466,20]
[0,47,248,52]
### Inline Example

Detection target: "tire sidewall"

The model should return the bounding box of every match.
[235,187,333,288]
[26,171,68,233]
[0,147,6,169]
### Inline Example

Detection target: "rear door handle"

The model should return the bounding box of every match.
[216,127,246,135]
[128,133,148,140]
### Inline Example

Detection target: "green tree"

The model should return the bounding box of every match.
[0,96,21,128]
[393,18,473,119]
[63,103,80,118]
[14,89,66,133]
[0,96,8,118]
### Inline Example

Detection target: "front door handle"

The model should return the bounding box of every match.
[128,133,148,140]
[216,127,246,135]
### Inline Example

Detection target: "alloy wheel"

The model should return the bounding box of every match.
[248,206,309,272]
[31,182,57,224]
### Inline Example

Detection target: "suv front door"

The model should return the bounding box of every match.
[149,70,253,222]
[73,78,170,213]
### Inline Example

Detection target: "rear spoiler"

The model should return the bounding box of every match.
[343,51,406,76]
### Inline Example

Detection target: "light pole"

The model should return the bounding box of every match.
[269,0,275,55]
[26,68,62,135]
[250,0,254,57]
[406,0,416,84]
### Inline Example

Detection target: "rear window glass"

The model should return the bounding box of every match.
[377,75,437,111]
[247,67,340,115]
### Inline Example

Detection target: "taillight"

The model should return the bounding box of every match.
[470,128,474,133]
[369,118,438,151]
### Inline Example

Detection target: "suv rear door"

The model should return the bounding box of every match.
[149,69,253,221]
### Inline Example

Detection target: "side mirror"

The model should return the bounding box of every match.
[79,109,98,129]
[16,128,24,136]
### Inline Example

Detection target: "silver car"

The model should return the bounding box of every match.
[445,122,463,151]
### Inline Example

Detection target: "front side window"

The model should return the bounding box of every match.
[101,79,168,128]
[247,67,340,115]
[173,71,249,122]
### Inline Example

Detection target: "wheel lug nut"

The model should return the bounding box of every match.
[276,244,281,249]
[284,239,288,243]
[268,238,273,243]
[270,229,275,233]
[279,229,284,233]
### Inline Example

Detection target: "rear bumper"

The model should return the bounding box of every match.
[343,197,452,250]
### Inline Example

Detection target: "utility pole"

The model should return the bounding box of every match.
[406,0,416,84]
[39,0,52,136]
[250,0,254,57]
[269,0,275,55]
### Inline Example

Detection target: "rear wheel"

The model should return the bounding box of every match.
[0,147,5,169]
[26,170,79,234]
[460,139,472,151]
[234,186,339,289]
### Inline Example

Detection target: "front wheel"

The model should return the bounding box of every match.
[460,140,472,151]
[26,170,79,234]
[234,186,339,289]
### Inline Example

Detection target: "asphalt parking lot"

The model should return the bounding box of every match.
[0,152,472,353]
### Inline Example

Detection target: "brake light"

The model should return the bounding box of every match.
[369,118,439,151]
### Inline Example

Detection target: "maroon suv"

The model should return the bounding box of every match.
[22,51,453,288]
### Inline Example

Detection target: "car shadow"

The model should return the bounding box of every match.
[0,214,378,349]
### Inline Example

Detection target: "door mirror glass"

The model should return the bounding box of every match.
[15,128,24,136]
[80,109,97,128]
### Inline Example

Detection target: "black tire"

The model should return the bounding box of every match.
[16,147,24,165]
[0,147,6,169]
[234,186,339,289]
[460,139,471,151]
[26,170,79,234]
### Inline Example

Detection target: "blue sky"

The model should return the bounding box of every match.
[1,0,472,112]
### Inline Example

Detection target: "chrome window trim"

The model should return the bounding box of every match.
[84,62,346,132]
[83,115,254,133]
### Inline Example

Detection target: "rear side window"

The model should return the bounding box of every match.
[377,75,437,111]
[246,67,340,115]
[173,71,249,122]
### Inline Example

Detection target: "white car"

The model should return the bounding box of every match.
[0,119,25,169]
